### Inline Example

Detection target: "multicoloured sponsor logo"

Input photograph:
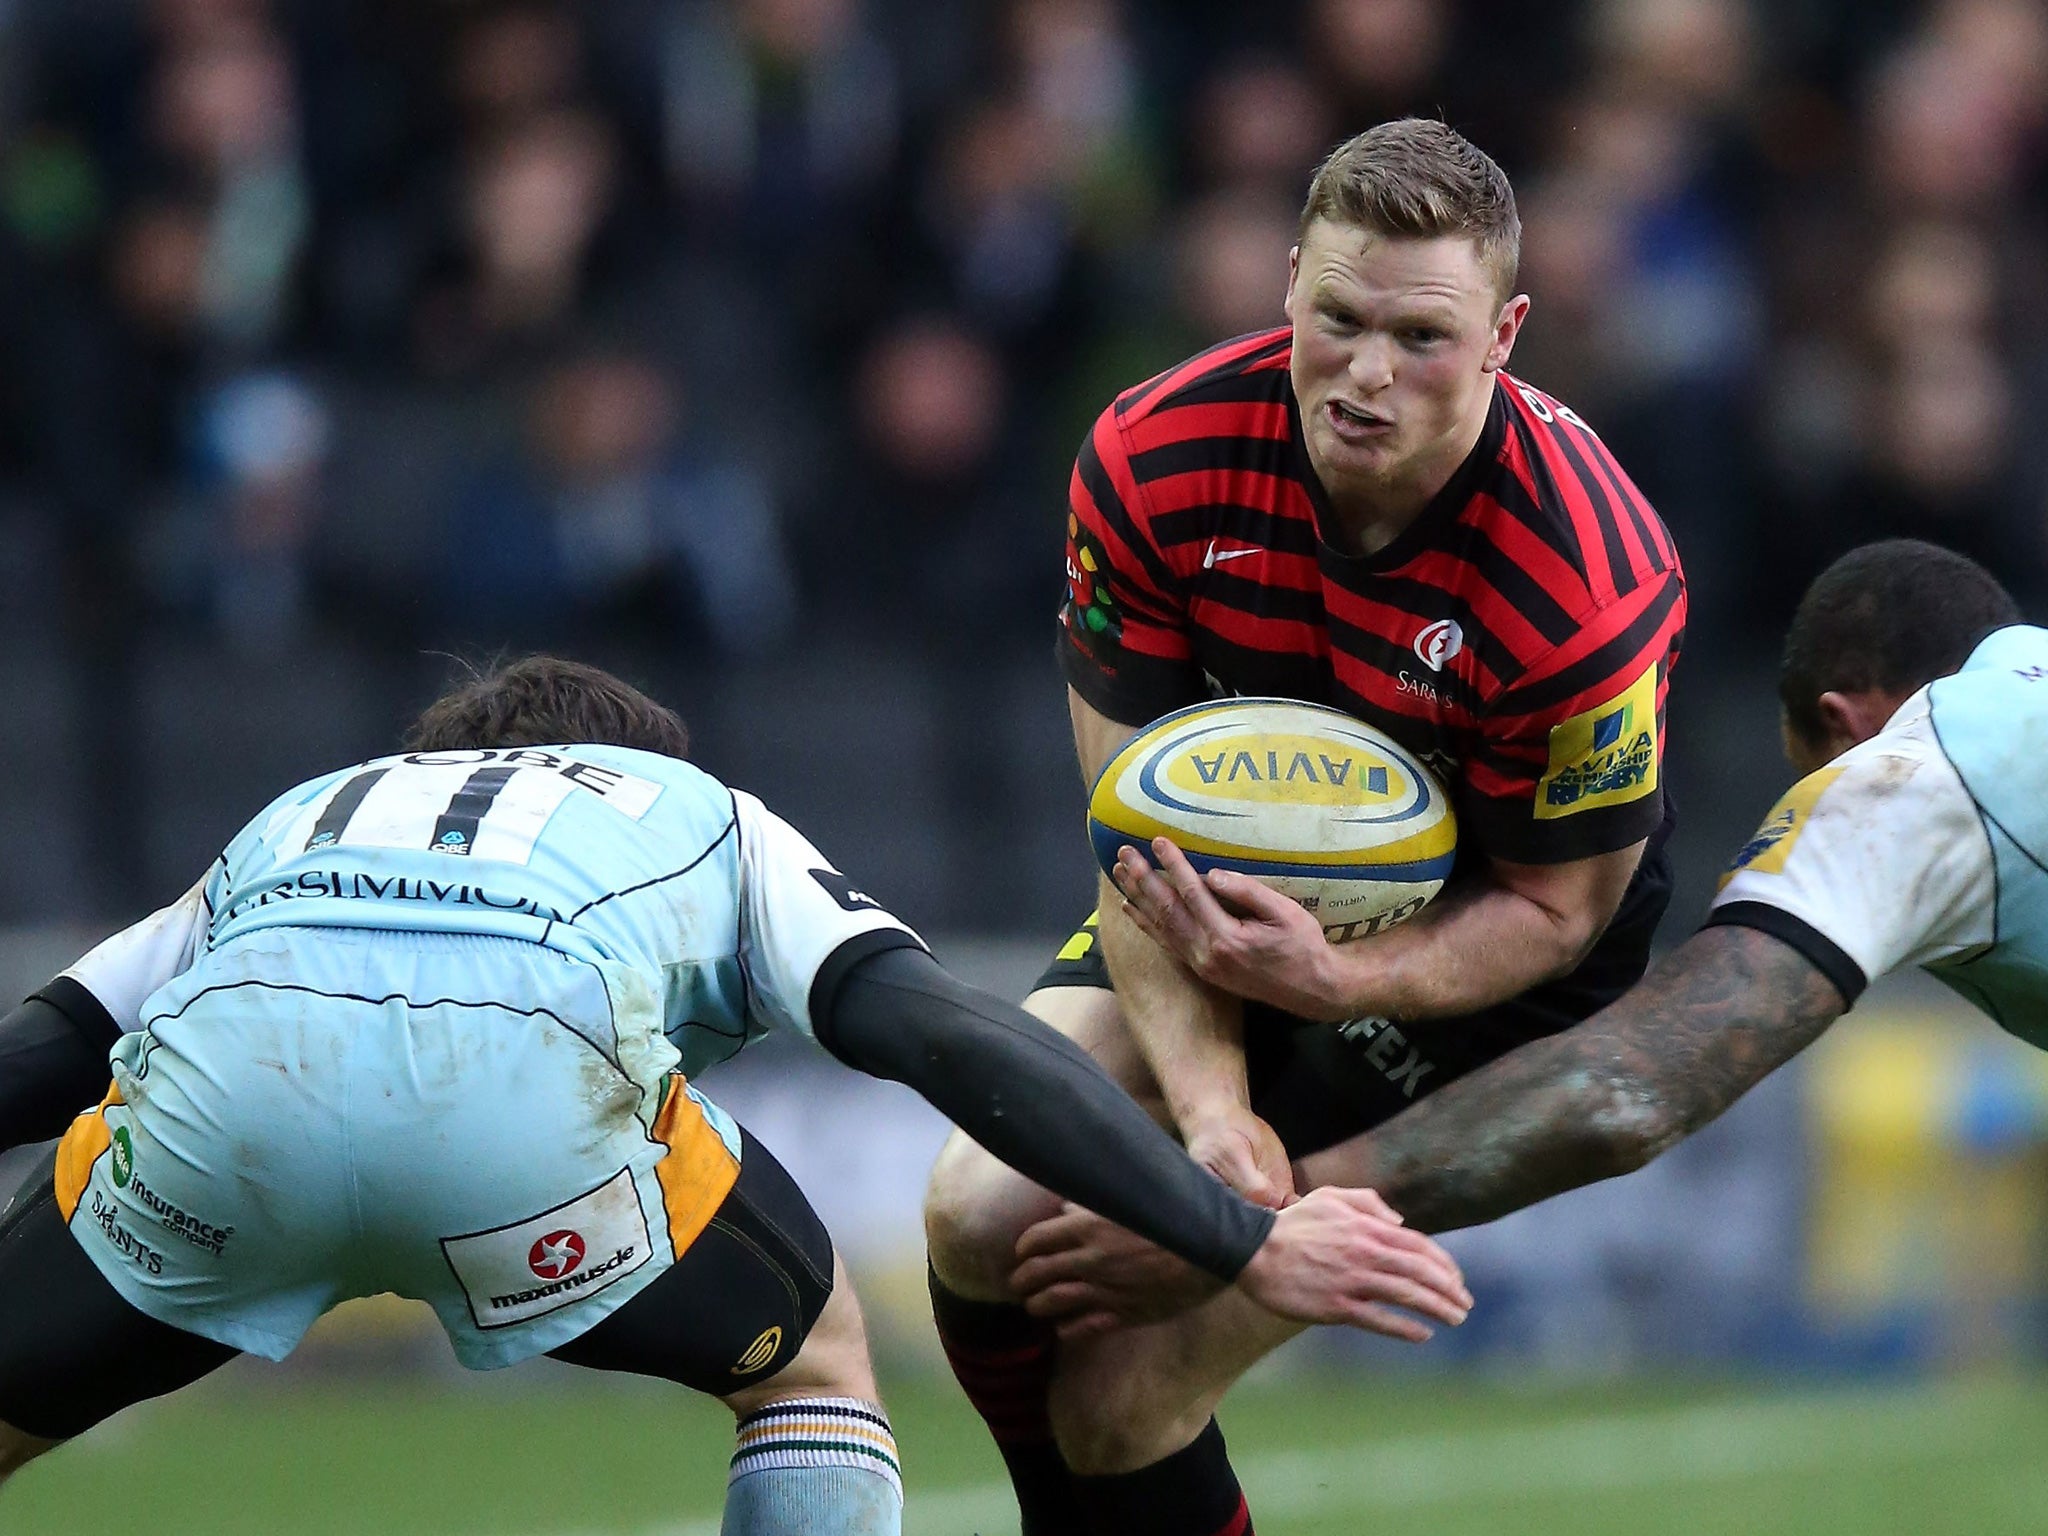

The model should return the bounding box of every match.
[1062,516,1121,662]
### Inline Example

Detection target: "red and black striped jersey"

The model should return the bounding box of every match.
[1059,326,1686,865]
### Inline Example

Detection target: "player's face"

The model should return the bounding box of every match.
[1286,221,1526,498]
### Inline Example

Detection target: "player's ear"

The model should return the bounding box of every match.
[1483,294,1530,373]
[1812,688,1896,758]
[1283,246,1301,319]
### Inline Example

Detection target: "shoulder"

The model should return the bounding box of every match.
[1482,374,1682,616]
[1100,328,1294,450]
[1729,695,1961,876]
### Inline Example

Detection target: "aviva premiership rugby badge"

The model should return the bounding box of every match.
[1536,664,1660,820]
[1719,765,1846,888]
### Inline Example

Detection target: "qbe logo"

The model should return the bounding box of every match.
[527,1229,586,1280]
[1413,619,1463,672]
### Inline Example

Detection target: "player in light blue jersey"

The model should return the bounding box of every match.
[0,657,1471,1536]
[1011,541,2045,1340]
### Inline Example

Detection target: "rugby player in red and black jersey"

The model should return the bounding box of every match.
[923,119,1687,1536]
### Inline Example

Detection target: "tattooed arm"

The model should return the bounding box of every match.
[1293,924,1849,1233]
[1008,922,1849,1326]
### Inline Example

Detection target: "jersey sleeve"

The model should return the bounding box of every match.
[1057,402,1206,725]
[1464,568,1685,863]
[59,870,217,1031]
[1703,725,1995,1005]
[732,791,926,1038]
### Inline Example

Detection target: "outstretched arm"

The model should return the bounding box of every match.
[816,944,1471,1336]
[1010,922,1846,1325]
[0,981,124,1150]
[0,878,211,1153]
[1296,923,1849,1230]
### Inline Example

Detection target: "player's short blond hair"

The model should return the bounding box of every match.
[1298,119,1521,303]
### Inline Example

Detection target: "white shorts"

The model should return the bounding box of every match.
[53,925,744,1369]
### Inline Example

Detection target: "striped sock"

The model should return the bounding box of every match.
[723,1396,903,1535]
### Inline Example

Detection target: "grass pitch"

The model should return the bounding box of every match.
[8,1368,2044,1535]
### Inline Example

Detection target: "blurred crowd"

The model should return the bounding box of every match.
[1,0,2045,925]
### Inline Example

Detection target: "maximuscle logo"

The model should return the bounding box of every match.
[490,1245,637,1311]
[527,1229,586,1280]
[442,1167,654,1330]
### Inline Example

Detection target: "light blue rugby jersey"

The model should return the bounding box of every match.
[85,745,921,1074]
[1710,625,2048,1049]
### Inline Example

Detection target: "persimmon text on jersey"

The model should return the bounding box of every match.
[218,870,567,926]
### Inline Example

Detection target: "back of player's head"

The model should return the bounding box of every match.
[407,655,690,758]
[1780,540,2020,743]
[1299,118,1521,301]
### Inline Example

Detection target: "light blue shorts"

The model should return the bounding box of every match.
[54,926,745,1370]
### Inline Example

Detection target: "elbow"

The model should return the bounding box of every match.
[1574,1075,1688,1178]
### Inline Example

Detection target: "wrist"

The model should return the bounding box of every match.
[1167,1084,1251,1134]
[1313,938,1377,1023]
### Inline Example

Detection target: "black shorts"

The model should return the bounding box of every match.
[0,1128,834,1440]
[1034,841,1674,1156]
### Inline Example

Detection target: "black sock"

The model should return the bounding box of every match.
[1073,1418,1252,1536]
[927,1265,1085,1536]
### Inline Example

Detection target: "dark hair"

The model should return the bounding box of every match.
[1298,118,1520,300]
[406,655,689,758]
[1780,540,2019,745]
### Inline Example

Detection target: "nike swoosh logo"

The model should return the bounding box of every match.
[1202,543,1261,569]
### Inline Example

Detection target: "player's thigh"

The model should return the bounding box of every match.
[0,1156,238,1446]
[1049,1290,1304,1475]
[547,1129,838,1398]
[923,983,1167,1297]
[721,1248,876,1418]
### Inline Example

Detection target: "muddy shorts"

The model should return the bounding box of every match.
[51,925,744,1370]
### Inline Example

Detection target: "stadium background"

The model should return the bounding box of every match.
[3,0,2048,1530]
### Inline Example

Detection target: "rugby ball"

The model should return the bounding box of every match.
[1088,698,1456,942]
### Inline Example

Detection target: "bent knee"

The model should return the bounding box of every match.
[923,1132,1060,1299]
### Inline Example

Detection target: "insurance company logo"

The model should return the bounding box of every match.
[110,1125,135,1189]
[1718,765,1846,888]
[1535,663,1660,820]
[528,1229,586,1280]
[433,829,473,855]
[1163,732,1402,808]
[1413,619,1464,672]
[733,1325,785,1375]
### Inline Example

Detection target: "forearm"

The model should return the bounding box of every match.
[816,945,1274,1280]
[1297,926,1848,1232]
[1098,876,1248,1123]
[1325,875,1597,1022]
[0,978,123,1151]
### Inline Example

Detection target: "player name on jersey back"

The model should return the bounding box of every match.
[202,745,727,959]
